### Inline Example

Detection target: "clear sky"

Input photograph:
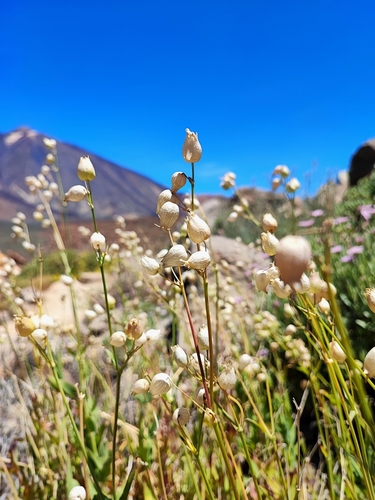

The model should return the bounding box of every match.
[2,1,375,195]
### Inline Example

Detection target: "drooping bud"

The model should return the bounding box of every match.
[261,232,279,256]
[64,185,89,202]
[156,189,180,214]
[171,344,189,367]
[173,407,190,426]
[161,245,188,267]
[90,232,106,252]
[185,250,211,271]
[68,485,87,500]
[141,255,161,275]
[255,269,269,292]
[275,235,311,287]
[286,177,300,193]
[364,347,375,378]
[149,373,172,396]
[218,364,237,391]
[110,331,127,347]
[182,128,202,163]
[365,288,375,313]
[77,156,96,181]
[186,213,211,244]
[171,172,187,192]
[329,341,347,362]
[132,378,150,395]
[158,201,180,230]
[197,325,209,350]
[14,315,35,337]
[262,213,278,233]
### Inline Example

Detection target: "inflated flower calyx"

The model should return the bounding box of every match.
[186,212,211,244]
[90,232,106,252]
[255,269,269,292]
[77,156,96,181]
[286,177,300,193]
[173,407,190,426]
[149,373,172,396]
[365,288,375,313]
[197,325,209,350]
[261,232,279,256]
[329,341,347,363]
[141,255,161,275]
[262,213,278,233]
[318,298,330,315]
[64,185,88,202]
[171,172,187,192]
[271,278,292,299]
[185,250,211,270]
[182,128,202,163]
[364,347,375,378]
[156,189,180,214]
[275,235,312,287]
[161,245,188,267]
[110,331,126,347]
[15,315,36,337]
[171,344,189,367]
[69,486,86,500]
[32,328,48,348]
[125,317,143,340]
[132,378,150,395]
[218,365,237,391]
[158,201,180,230]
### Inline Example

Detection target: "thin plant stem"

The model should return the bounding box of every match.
[202,272,215,407]
[212,419,240,500]
[195,453,216,500]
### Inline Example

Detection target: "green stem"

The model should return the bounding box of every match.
[212,419,240,500]
[195,453,216,500]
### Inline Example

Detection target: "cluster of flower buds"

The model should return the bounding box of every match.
[14,313,55,349]
[10,212,36,251]
[271,164,301,194]
[220,172,236,190]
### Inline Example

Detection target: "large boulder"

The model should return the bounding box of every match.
[349,139,375,186]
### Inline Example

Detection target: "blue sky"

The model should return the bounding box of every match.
[2,1,375,195]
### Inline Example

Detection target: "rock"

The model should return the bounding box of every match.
[349,138,375,186]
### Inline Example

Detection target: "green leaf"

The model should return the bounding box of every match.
[47,376,77,398]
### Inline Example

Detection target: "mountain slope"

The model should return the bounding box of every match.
[0,127,165,220]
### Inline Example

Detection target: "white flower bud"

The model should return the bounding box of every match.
[364,347,375,378]
[275,235,312,287]
[267,264,280,280]
[33,211,44,221]
[191,352,209,372]
[132,378,150,395]
[171,172,187,192]
[272,177,282,190]
[43,137,57,149]
[77,156,96,181]
[46,153,55,164]
[161,245,188,267]
[90,232,106,252]
[318,298,330,315]
[141,255,161,275]
[84,309,97,321]
[149,373,172,396]
[284,303,296,318]
[182,128,202,163]
[285,324,297,335]
[156,189,180,214]
[218,365,237,391]
[171,345,189,367]
[185,250,211,271]
[186,213,211,244]
[255,269,269,292]
[42,190,53,202]
[158,201,180,230]
[197,325,209,350]
[110,331,126,347]
[261,232,279,256]
[61,274,74,286]
[238,354,252,371]
[365,288,375,314]
[286,177,300,193]
[93,303,105,315]
[68,485,86,500]
[32,328,48,348]
[134,332,147,346]
[294,273,310,294]
[329,341,347,363]
[145,328,162,344]
[271,278,292,299]
[196,388,206,406]
[64,185,89,202]
[173,407,190,426]
[262,213,278,233]
[227,212,238,222]
[220,172,236,190]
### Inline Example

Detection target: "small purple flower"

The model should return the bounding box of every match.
[333,216,350,225]
[355,236,364,243]
[341,255,354,263]
[298,219,315,227]
[257,348,270,359]
[347,245,364,256]
[330,245,343,254]
[311,209,324,217]
[358,204,375,221]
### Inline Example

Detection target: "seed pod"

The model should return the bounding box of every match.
[149,373,172,396]
[14,315,35,337]
[191,352,209,372]
[197,325,209,350]
[161,245,188,267]
[186,213,211,244]
[218,365,237,391]
[365,288,375,313]
[141,255,161,275]
[173,407,190,426]
[185,250,211,270]
[255,269,269,292]
[329,341,347,362]
[110,331,126,347]
[158,201,180,230]
[171,344,189,367]
[156,189,180,214]
[295,273,310,294]
[275,235,311,287]
[364,347,375,378]
[132,378,150,395]
[90,232,106,252]
[261,232,279,256]
[171,172,187,192]
[64,185,88,202]
[182,128,202,163]
[77,156,96,181]
[262,213,278,233]
[125,317,143,340]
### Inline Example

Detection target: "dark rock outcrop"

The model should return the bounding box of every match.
[349,139,375,186]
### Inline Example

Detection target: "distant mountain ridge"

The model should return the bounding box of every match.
[0,126,165,220]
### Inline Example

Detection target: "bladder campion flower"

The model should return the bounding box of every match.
[182,128,202,163]
[77,156,96,181]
